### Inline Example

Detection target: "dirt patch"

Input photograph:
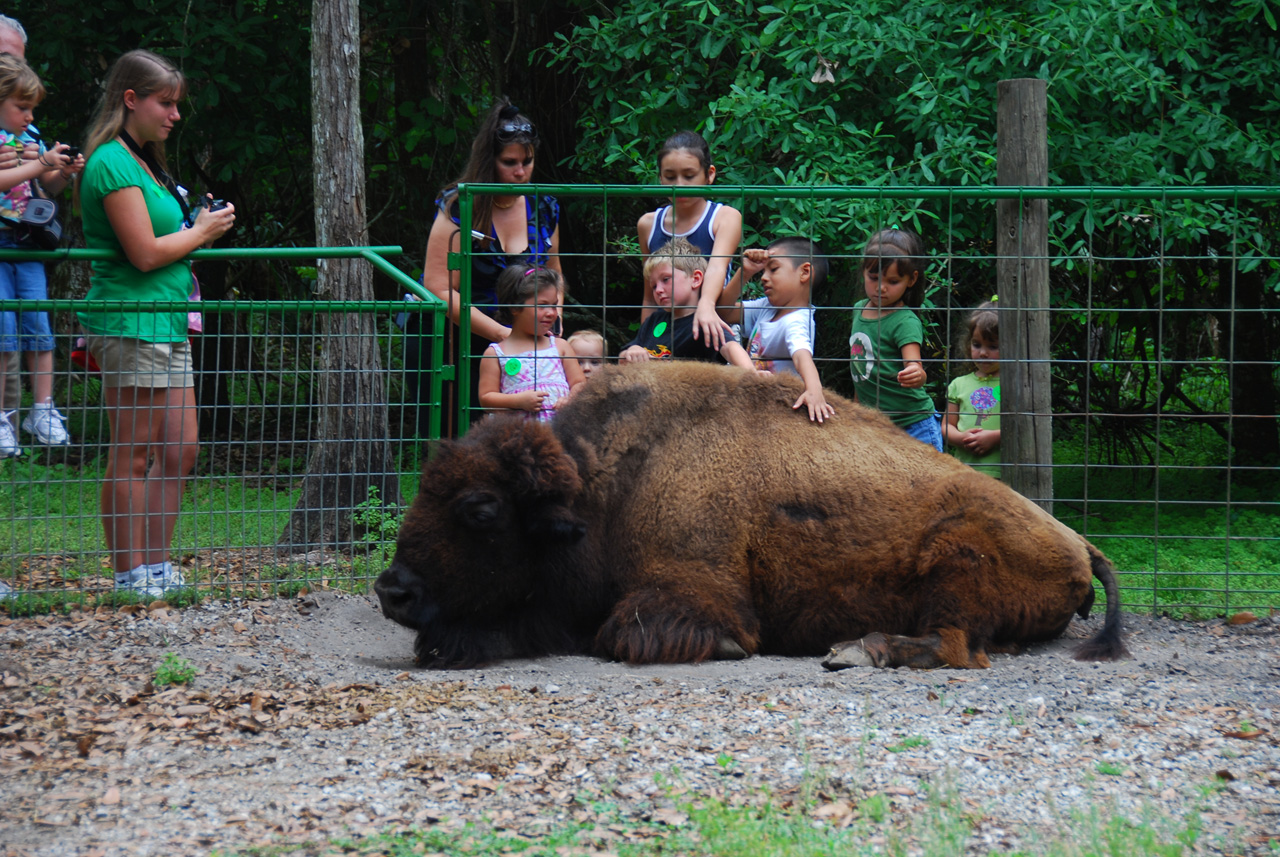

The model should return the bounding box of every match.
[2,593,1279,855]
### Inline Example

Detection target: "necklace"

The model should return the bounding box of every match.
[493,196,519,210]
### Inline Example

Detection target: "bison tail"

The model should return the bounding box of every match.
[1072,548,1130,662]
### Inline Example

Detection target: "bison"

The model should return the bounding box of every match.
[376,362,1126,670]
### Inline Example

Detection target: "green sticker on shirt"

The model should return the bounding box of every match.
[653,321,667,338]
[504,358,522,376]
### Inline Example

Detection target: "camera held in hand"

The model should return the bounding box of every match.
[63,145,81,159]
[194,194,228,214]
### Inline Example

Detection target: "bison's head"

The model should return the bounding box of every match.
[375,416,588,666]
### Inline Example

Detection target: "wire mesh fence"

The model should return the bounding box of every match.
[0,247,444,611]
[0,186,1277,615]
[454,183,1280,616]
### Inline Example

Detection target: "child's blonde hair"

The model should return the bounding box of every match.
[567,329,606,356]
[0,53,45,107]
[643,236,706,285]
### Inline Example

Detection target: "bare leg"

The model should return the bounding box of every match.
[144,387,199,564]
[24,349,54,405]
[101,386,199,573]
[1,350,18,411]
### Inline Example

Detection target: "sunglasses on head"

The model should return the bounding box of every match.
[496,121,537,144]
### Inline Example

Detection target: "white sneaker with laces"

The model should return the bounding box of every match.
[147,562,187,596]
[115,566,161,599]
[22,400,70,446]
[0,411,22,458]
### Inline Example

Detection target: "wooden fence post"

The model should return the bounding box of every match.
[996,78,1053,513]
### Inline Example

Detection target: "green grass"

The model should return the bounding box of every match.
[224,779,1210,857]
[153,652,199,686]
[1054,421,1280,616]
[887,735,932,753]
[0,449,421,610]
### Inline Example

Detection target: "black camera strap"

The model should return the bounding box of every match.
[119,129,190,221]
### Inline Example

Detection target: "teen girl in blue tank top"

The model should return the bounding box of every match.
[636,131,743,352]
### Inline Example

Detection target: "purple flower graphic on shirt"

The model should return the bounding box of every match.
[970,386,997,425]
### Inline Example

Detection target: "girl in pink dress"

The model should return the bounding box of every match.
[479,266,585,422]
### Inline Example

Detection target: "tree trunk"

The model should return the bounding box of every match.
[279,0,399,552]
[1221,263,1280,467]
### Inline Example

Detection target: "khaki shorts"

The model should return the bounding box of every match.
[86,336,194,389]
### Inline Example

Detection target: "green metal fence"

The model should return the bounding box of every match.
[451,183,1280,615]
[0,245,445,608]
[0,183,1277,615]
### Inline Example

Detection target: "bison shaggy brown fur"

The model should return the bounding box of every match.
[376,362,1127,670]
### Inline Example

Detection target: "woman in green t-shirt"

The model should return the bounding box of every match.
[77,50,235,598]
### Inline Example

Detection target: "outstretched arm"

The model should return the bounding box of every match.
[791,349,834,423]
[942,401,964,449]
[719,340,754,371]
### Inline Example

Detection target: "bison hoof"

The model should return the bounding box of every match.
[714,637,748,660]
[822,635,889,670]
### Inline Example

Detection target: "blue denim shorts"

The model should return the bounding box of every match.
[0,230,54,353]
[903,413,944,452]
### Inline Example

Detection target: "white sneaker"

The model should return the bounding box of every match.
[21,400,70,446]
[115,566,160,599]
[0,411,22,458]
[147,562,187,595]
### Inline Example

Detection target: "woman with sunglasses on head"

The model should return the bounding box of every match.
[404,98,562,439]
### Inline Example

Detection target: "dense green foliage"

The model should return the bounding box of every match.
[545,0,1280,461]
[547,0,1280,196]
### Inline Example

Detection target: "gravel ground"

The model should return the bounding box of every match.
[2,591,1279,856]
